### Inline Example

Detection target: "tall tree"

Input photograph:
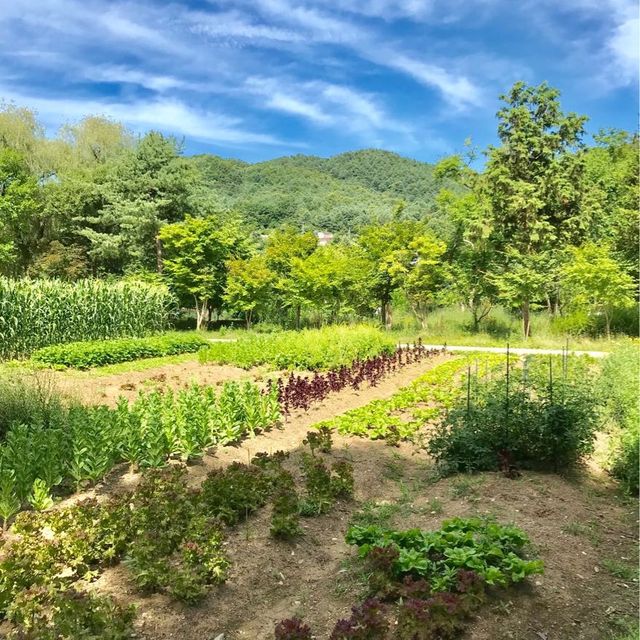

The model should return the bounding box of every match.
[484,82,589,337]
[158,215,249,329]
[265,226,318,328]
[358,220,425,329]
[224,255,275,329]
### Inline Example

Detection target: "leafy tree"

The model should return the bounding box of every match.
[358,220,425,328]
[158,215,249,329]
[392,234,449,328]
[224,255,276,329]
[561,244,636,338]
[79,132,200,273]
[484,82,590,337]
[265,226,318,328]
[0,148,43,275]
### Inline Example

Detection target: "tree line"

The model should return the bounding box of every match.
[0,82,637,336]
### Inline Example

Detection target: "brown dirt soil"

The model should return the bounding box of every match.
[48,360,263,407]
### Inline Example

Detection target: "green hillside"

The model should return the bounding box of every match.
[191,149,446,233]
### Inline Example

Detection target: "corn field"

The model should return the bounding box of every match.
[0,278,176,359]
[0,380,281,527]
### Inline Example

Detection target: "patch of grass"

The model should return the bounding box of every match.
[609,616,640,640]
[428,497,444,515]
[602,558,638,581]
[382,457,405,481]
[449,476,483,501]
[562,521,602,546]
[349,500,405,528]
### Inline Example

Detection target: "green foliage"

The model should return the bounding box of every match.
[346,516,543,593]
[599,344,640,494]
[6,588,136,639]
[0,379,281,518]
[125,466,229,603]
[30,332,208,368]
[224,254,276,329]
[0,277,175,359]
[270,470,302,539]
[158,215,251,329]
[0,371,63,439]
[299,453,354,516]
[0,497,131,616]
[561,243,636,337]
[317,355,505,441]
[200,325,396,370]
[200,462,272,525]
[428,355,600,473]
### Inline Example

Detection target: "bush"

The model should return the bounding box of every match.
[0,372,63,440]
[31,332,208,368]
[0,277,175,359]
[428,356,600,473]
[599,344,640,494]
[199,325,396,371]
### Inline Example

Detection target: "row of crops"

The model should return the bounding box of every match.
[0,277,176,359]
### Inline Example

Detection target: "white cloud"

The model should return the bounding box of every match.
[0,88,294,147]
[608,15,639,81]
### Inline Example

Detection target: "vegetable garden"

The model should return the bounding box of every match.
[0,321,637,639]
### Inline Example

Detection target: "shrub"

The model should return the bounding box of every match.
[0,277,175,359]
[200,462,271,525]
[6,587,136,639]
[31,332,208,369]
[599,344,640,494]
[428,356,600,473]
[199,325,397,371]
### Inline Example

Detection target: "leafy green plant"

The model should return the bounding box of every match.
[346,516,543,593]
[27,479,53,511]
[270,471,302,539]
[199,325,396,371]
[6,587,136,639]
[200,462,271,525]
[303,426,333,454]
[428,355,600,473]
[31,332,207,369]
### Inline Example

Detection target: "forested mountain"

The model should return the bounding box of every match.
[191,149,445,232]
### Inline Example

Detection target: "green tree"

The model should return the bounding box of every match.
[561,243,636,338]
[265,226,318,328]
[484,82,589,337]
[358,220,425,328]
[158,215,249,329]
[0,148,43,275]
[224,255,276,329]
[392,234,449,328]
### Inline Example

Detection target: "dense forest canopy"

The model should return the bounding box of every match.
[0,82,637,336]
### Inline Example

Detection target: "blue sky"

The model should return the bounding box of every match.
[1,0,637,163]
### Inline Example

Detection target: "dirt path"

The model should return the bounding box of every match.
[407,344,609,358]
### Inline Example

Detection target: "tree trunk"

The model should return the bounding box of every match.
[522,300,531,338]
[380,299,387,329]
[194,296,208,331]
[604,310,611,339]
[295,305,301,330]
[245,310,252,330]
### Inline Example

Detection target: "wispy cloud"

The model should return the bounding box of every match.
[0,88,296,147]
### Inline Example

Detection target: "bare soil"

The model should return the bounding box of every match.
[49,360,262,407]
